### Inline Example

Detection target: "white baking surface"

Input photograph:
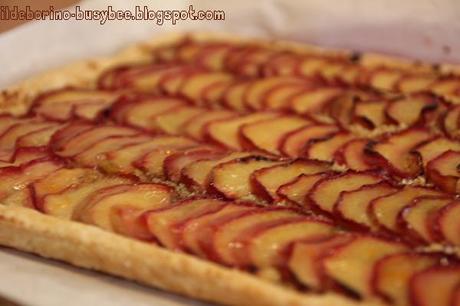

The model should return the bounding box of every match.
[0,248,206,306]
[0,0,459,305]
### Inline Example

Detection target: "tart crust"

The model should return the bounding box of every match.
[0,31,457,306]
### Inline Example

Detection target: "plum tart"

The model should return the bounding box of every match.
[1,33,460,306]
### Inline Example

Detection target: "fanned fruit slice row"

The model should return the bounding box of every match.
[280,124,339,157]
[100,135,197,175]
[263,83,309,110]
[366,68,403,91]
[304,131,355,162]
[396,75,436,94]
[98,63,185,92]
[0,147,48,168]
[0,120,58,151]
[41,173,133,219]
[252,159,331,202]
[323,235,408,298]
[150,106,205,135]
[334,138,373,171]
[398,196,453,244]
[209,156,285,200]
[222,81,253,112]
[364,128,433,178]
[73,134,152,167]
[426,150,460,193]
[163,147,226,182]
[77,183,173,233]
[244,76,307,111]
[113,97,187,130]
[177,72,234,106]
[289,87,344,115]
[16,124,63,148]
[288,233,354,291]
[53,125,140,158]
[246,218,335,269]
[0,158,64,202]
[385,94,439,127]
[352,99,389,129]
[441,105,460,140]
[205,112,279,150]
[211,208,305,266]
[334,182,398,230]
[145,198,226,249]
[435,200,460,245]
[277,172,332,207]
[369,186,443,234]
[240,116,311,155]
[135,144,202,178]
[413,137,460,169]
[31,89,118,121]
[180,203,257,257]
[181,110,236,141]
[308,171,382,214]
[31,168,97,210]
[373,253,438,306]
[180,151,253,191]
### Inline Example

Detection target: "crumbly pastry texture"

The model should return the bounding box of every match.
[1,32,460,306]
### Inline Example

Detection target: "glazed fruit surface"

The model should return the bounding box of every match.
[3,38,460,306]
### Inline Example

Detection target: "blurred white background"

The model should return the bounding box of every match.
[1,0,460,87]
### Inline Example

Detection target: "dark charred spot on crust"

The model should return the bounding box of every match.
[432,63,441,71]
[349,51,361,63]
